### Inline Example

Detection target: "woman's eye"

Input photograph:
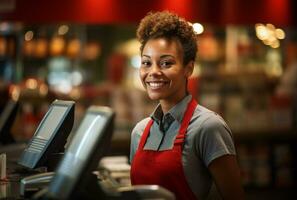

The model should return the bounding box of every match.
[141,61,151,66]
[160,61,173,68]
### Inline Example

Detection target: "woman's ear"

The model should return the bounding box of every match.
[184,61,194,78]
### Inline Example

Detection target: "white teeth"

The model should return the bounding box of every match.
[148,82,165,89]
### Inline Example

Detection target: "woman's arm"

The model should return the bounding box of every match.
[208,155,245,200]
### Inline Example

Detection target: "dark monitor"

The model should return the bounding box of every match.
[18,100,75,170]
[46,106,115,200]
[0,99,19,145]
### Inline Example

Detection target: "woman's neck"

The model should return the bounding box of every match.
[160,93,188,114]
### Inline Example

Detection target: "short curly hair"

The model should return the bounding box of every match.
[137,11,197,65]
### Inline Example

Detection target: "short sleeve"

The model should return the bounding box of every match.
[196,114,236,167]
[129,118,150,164]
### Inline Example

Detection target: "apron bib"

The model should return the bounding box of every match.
[131,98,198,200]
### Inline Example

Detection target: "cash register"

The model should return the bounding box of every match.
[0,99,19,145]
[0,100,75,200]
[23,105,175,200]
[18,100,75,171]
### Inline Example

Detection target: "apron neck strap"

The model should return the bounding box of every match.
[178,97,197,136]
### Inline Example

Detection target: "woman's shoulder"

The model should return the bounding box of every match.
[191,104,232,136]
[131,117,151,137]
[192,105,224,124]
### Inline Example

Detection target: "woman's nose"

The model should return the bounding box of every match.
[149,64,162,76]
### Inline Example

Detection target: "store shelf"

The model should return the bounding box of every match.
[246,187,297,200]
[233,130,297,142]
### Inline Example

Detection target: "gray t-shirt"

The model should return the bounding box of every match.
[130,95,236,200]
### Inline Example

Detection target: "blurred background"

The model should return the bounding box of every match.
[0,0,296,198]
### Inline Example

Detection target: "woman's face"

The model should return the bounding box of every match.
[140,38,193,104]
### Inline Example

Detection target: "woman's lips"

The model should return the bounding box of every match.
[146,81,169,90]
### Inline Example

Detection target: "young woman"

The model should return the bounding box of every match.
[130,11,245,200]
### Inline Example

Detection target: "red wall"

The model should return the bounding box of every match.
[0,0,294,26]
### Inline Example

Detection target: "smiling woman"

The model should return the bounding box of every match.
[130,11,245,200]
[139,38,193,112]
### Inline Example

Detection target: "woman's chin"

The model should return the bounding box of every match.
[148,93,163,101]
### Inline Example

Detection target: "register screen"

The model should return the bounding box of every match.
[57,113,107,178]
[35,105,68,140]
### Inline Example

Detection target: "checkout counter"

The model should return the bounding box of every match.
[1,153,174,200]
[0,101,175,200]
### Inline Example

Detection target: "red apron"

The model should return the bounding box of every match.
[131,98,198,200]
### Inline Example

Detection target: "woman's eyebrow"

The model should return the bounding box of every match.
[141,55,175,59]
[160,55,175,59]
[142,55,151,58]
